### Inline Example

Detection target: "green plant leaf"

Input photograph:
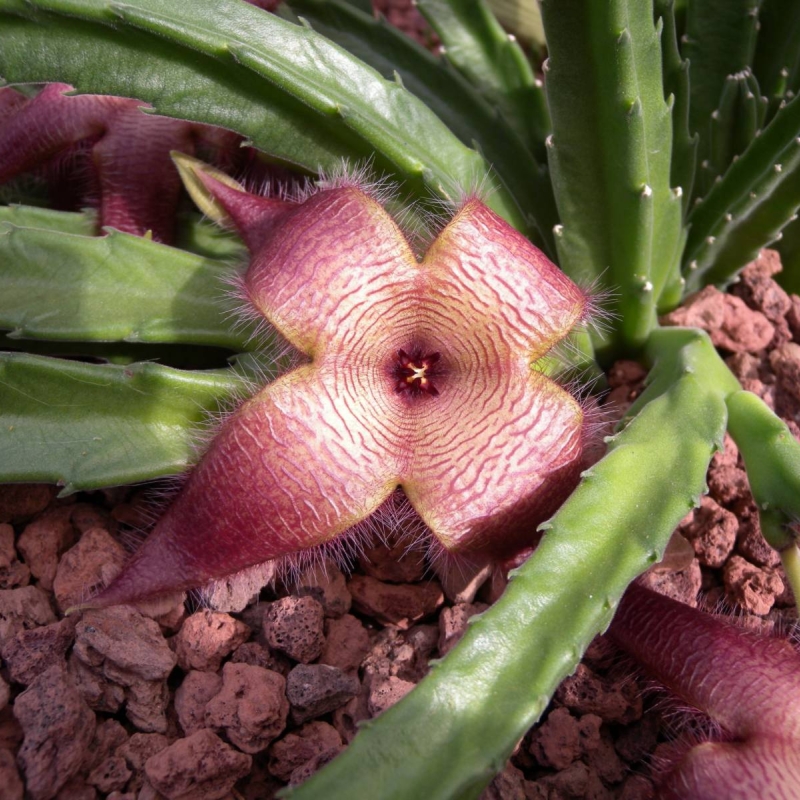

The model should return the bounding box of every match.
[752,0,800,120]
[654,0,696,214]
[0,222,252,350]
[0,0,530,234]
[541,0,683,359]
[0,203,96,234]
[282,0,557,254]
[416,0,551,160]
[287,325,728,800]
[0,352,246,494]
[775,213,800,294]
[683,93,800,292]
[682,0,760,202]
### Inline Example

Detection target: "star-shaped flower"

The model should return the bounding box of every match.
[92,157,592,607]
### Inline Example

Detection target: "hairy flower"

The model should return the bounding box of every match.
[90,157,595,607]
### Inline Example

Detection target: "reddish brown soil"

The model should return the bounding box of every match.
[1,250,799,800]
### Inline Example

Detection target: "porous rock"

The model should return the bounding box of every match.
[175,670,223,736]
[73,606,176,732]
[144,729,251,800]
[724,555,784,615]
[172,611,250,672]
[286,664,360,725]
[0,746,24,800]
[17,507,76,591]
[267,720,342,781]
[0,522,30,589]
[262,596,325,664]
[679,496,737,569]
[0,484,54,524]
[204,662,288,753]
[319,614,370,672]
[555,664,642,725]
[294,559,352,618]
[0,585,56,645]
[1,617,75,685]
[438,602,488,656]
[367,675,415,716]
[14,664,96,800]
[52,528,126,613]
[662,285,775,353]
[348,574,443,629]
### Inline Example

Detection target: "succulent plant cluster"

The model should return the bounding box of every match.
[2,0,800,798]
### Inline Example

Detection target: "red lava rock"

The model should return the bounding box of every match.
[619,774,656,800]
[367,675,415,716]
[144,728,252,800]
[788,294,800,340]
[555,664,642,725]
[723,554,784,615]
[678,496,737,568]
[348,574,444,629]
[435,559,492,604]
[115,733,169,795]
[204,662,288,754]
[262,596,325,664]
[267,720,342,781]
[613,713,661,764]
[361,624,438,685]
[0,484,55,524]
[639,559,701,607]
[287,746,342,788]
[662,285,775,353]
[286,664,360,725]
[231,641,291,675]
[68,504,112,535]
[82,719,128,776]
[438,601,488,656]
[0,676,9,711]
[17,507,76,591]
[201,562,275,613]
[0,747,24,800]
[605,359,648,416]
[331,686,370,744]
[529,707,602,770]
[52,528,126,613]
[534,760,611,800]
[732,249,793,324]
[86,756,132,793]
[0,585,56,643]
[73,606,177,732]
[171,611,250,672]
[481,762,528,800]
[14,664,96,800]
[584,729,625,785]
[175,670,223,736]
[294,559,352,618]
[52,777,96,799]
[357,530,427,583]
[770,341,800,402]
[319,614,370,673]
[1,617,75,684]
[707,463,750,507]
[0,523,30,589]
[733,500,781,567]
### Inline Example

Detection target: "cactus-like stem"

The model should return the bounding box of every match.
[683,93,800,292]
[416,0,551,161]
[541,0,683,358]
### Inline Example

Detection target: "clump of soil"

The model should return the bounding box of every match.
[1,249,799,800]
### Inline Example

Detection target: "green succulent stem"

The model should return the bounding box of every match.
[726,390,800,551]
[541,0,683,361]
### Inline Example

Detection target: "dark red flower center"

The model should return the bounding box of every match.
[393,348,441,397]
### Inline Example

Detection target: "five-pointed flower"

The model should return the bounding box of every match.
[92,156,593,607]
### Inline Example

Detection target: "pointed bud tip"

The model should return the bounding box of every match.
[171,151,246,226]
